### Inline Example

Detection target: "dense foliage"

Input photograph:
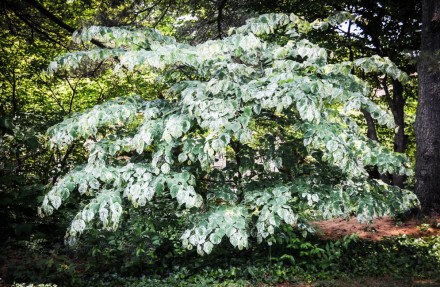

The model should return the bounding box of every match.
[40,13,417,255]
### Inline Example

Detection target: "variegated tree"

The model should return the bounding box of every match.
[40,13,417,255]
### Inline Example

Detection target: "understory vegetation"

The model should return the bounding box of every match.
[2,225,440,286]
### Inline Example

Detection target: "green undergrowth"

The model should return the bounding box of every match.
[2,228,440,287]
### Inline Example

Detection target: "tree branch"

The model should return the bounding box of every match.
[20,0,107,48]
[153,3,170,28]
[5,2,65,47]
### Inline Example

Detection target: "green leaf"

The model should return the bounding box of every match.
[178,153,188,163]
[161,163,171,174]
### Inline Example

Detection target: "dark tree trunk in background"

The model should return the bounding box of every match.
[362,109,391,184]
[415,0,440,213]
[391,80,406,188]
[380,76,407,187]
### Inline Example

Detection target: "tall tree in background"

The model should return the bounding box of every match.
[415,0,440,212]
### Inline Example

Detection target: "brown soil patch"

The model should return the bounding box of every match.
[312,215,440,241]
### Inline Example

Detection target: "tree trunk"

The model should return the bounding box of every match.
[381,76,407,187]
[362,109,391,184]
[415,0,440,213]
[362,109,380,142]
[391,80,406,188]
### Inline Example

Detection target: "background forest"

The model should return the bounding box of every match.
[1,0,440,286]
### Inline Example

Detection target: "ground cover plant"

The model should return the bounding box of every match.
[3,228,440,286]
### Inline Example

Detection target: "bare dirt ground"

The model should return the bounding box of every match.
[312,215,440,241]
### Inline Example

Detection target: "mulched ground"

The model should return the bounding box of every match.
[312,215,440,241]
